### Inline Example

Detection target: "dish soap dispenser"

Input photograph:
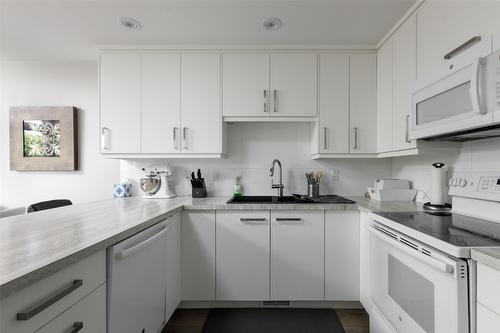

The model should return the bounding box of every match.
[233,176,243,197]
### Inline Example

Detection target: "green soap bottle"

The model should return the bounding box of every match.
[233,176,242,197]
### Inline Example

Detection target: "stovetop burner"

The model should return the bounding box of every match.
[375,211,500,248]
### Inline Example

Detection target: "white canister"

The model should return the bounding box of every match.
[430,162,446,205]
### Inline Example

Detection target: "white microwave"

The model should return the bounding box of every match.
[411,50,500,141]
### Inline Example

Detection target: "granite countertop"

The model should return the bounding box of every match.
[0,195,423,300]
[472,248,500,271]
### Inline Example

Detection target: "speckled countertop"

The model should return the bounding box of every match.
[472,248,500,271]
[0,195,423,300]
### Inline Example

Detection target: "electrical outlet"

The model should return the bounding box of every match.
[331,168,340,181]
[212,169,220,182]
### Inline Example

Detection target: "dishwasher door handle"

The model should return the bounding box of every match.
[115,223,171,260]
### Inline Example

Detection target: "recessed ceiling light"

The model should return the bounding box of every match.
[263,17,282,31]
[120,17,142,30]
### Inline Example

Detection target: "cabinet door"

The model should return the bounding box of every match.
[270,53,317,117]
[165,214,181,322]
[392,14,417,152]
[216,211,270,301]
[271,211,324,300]
[317,54,349,153]
[36,285,106,333]
[477,302,500,333]
[359,212,371,309]
[181,53,222,154]
[325,211,359,301]
[417,1,497,83]
[100,53,141,153]
[181,211,216,301]
[350,54,377,153]
[223,53,270,117]
[142,53,181,153]
[377,40,393,153]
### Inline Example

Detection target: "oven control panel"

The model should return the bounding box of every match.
[450,172,500,201]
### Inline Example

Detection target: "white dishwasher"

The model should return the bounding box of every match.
[107,220,169,333]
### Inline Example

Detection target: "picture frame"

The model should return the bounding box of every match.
[9,106,79,171]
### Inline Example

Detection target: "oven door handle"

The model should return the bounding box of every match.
[369,224,455,275]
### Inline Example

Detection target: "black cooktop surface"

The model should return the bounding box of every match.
[376,211,500,247]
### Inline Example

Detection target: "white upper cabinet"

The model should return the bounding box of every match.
[392,14,417,152]
[100,53,141,153]
[417,0,499,84]
[377,40,394,153]
[316,53,350,154]
[142,53,181,154]
[223,53,270,117]
[270,53,318,117]
[181,53,222,154]
[350,53,377,154]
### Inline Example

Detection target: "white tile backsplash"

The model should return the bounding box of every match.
[120,123,392,198]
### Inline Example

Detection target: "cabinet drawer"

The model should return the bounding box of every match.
[477,302,500,333]
[1,251,106,333]
[36,284,106,333]
[477,262,500,316]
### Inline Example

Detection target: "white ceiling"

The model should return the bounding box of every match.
[0,0,415,61]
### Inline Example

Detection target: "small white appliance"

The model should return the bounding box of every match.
[139,167,176,199]
[107,221,170,333]
[375,179,411,190]
[368,179,416,202]
[368,170,500,333]
[411,49,500,141]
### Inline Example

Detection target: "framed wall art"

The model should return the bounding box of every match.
[10,106,79,171]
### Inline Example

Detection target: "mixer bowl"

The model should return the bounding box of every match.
[140,177,161,196]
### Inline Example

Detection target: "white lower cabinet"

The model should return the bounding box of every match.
[216,211,270,301]
[165,214,182,321]
[0,251,106,333]
[477,302,500,333]
[36,284,106,333]
[325,211,359,301]
[270,210,324,300]
[181,211,216,301]
[359,212,371,309]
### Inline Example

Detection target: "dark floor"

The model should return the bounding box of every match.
[163,308,369,333]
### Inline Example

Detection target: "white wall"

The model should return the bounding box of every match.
[392,138,500,202]
[120,122,392,198]
[0,61,119,209]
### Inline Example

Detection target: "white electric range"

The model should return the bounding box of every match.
[368,171,500,333]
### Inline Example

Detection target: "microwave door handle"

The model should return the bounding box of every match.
[369,224,455,274]
[470,57,486,115]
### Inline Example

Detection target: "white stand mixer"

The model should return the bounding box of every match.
[139,167,176,199]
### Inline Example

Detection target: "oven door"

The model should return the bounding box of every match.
[369,222,469,333]
[411,58,492,140]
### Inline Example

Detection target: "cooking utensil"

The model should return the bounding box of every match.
[197,169,202,179]
[309,171,316,183]
[315,170,324,183]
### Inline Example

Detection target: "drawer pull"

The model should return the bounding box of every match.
[69,322,84,333]
[444,36,481,60]
[276,218,302,223]
[240,218,267,224]
[16,280,83,321]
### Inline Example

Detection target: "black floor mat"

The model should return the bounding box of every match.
[201,308,346,333]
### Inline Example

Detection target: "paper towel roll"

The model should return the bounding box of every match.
[430,162,446,205]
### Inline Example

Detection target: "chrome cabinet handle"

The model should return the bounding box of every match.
[444,36,481,60]
[273,89,278,113]
[405,115,411,143]
[240,218,267,224]
[101,127,110,150]
[264,90,268,113]
[323,127,328,150]
[182,127,188,150]
[352,127,359,150]
[173,127,180,150]
[276,217,302,223]
[69,322,84,333]
[16,280,83,321]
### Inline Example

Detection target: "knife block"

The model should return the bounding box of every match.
[191,178,207,198]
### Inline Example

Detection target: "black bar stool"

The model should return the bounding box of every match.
[26,199,73,213]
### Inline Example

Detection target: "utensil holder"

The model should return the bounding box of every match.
[191,178,207,198]
[307,183,319,198]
